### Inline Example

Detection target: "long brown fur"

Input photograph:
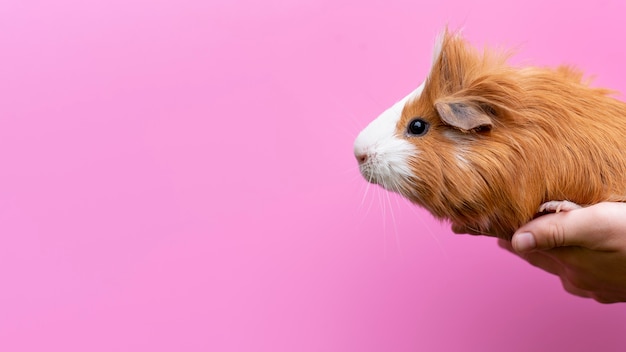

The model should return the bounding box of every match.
[397,30,626,239]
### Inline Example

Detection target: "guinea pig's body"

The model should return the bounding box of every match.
[354,30,626,239]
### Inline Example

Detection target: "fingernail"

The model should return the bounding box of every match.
[513,232,536,252]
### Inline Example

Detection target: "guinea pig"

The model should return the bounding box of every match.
[353,29,626,240]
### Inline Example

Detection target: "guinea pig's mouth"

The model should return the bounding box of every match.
[358,165,380,185]
[354,137,416,196]
[358,163,406,194]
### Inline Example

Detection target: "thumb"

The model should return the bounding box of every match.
[512,205,604,253]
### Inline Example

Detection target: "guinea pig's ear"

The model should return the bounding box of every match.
[434,100,493,132]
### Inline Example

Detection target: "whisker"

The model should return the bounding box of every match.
[339,165,361,176]
[363,183,377,219]
[376,186,388,258]
[335,124,360,140]
[359,179,372,210]
[399,196,449,259]
[384,186,403,258]
[330,97,367,135]
[359,168,377,210]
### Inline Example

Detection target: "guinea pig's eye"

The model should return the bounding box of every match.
[407,118,429,136]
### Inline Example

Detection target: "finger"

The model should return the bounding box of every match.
[498,239,564,276]
[512,203,616,252]
[518,251,564,276]
[497,238,514,252]
[558,274,622,303]
[589,290,626,304]
[590,294,620,304]
[559,277,593,299]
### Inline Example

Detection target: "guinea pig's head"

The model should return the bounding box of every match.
[354,30,531,236]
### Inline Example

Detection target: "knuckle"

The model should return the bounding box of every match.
[546,221,567,248]
[560,278,589,298]
[564,272,593,291]
[591,293,618,304]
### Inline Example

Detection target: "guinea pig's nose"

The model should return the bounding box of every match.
[355,152,368,164]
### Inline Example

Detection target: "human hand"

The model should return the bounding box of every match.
[499,202,626,303]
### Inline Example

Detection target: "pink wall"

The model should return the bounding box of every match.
[1,0,626,351]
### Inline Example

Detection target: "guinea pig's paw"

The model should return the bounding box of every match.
[538,200,582,214]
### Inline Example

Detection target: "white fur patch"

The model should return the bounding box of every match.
[431,31,445,66]
[454,149,470,169]
[442,131,473,169]
[430,29,463,77]
[354,84,424,191]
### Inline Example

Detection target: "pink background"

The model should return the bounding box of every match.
[1,0,626,351]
